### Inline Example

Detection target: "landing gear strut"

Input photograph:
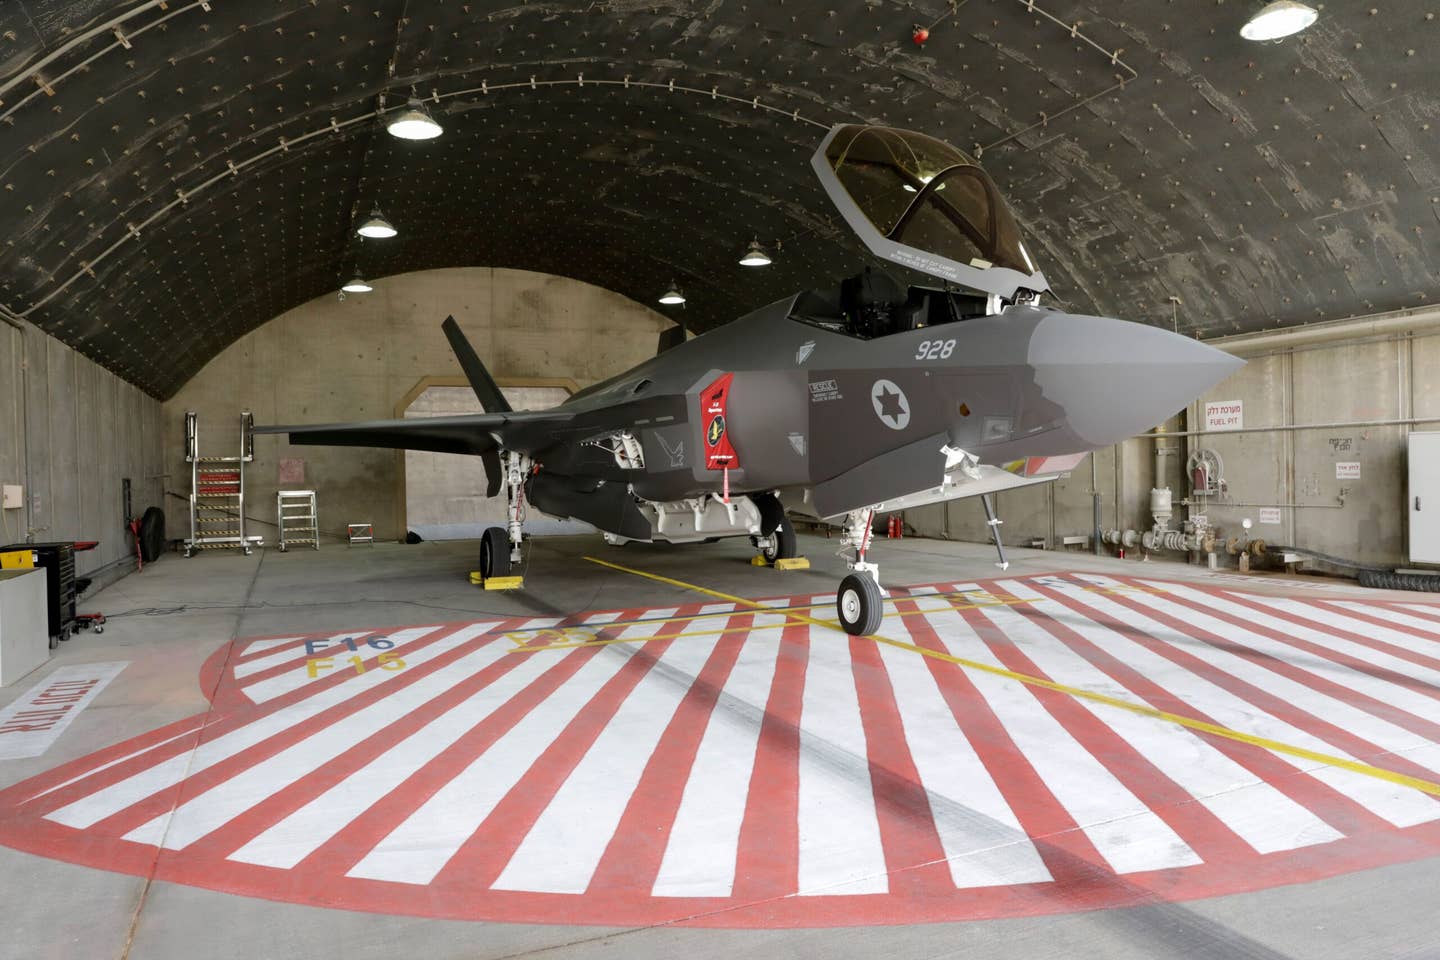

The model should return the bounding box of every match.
[981,493,1009,570]
[835,508,884,635]
[479,451,530,584]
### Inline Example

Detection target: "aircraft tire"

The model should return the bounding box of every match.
[139,506,166,563]
[837,573,882,636]
[762,517,797,563]
[480,526,511,579]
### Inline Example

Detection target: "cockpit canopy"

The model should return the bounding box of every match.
[811,125,1049,301]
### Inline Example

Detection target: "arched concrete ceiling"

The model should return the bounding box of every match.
[0,1,1435,399]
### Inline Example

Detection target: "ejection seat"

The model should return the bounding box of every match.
[840,267,918,338]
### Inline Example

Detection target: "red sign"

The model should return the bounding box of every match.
[702,373,739,470]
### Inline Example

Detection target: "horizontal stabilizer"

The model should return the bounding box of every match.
[254,409,575,457]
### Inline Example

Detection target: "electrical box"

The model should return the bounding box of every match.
[1,485,21,510]
[1409,432,1440,565]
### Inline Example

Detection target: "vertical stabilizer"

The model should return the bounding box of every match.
[442,315,512,413]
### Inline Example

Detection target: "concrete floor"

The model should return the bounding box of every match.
[3,534,1440,959]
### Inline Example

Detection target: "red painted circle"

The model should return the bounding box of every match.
[2,573,1439,928]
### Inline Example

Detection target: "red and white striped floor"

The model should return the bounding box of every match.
[3,571,1440,927]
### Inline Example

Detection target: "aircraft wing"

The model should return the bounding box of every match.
[253,409,575,457]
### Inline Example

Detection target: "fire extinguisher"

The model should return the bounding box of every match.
[887,515,903,539]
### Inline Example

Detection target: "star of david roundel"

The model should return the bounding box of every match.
[870,379,911,430]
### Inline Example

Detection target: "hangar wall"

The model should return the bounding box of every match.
[0,319,164,582]
[907,313,1440,570]
[161,268,671,544]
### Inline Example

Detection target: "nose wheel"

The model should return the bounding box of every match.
[836,573,883,636]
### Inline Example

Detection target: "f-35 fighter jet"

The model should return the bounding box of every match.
[257,124,1242,635]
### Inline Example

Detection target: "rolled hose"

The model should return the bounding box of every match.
[1266,545,1440,593]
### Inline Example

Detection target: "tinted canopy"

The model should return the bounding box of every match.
[813,125,1047,299]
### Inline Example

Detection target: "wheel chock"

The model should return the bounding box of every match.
[750,555,770,567]
[468,571,484,585]
[775,557,810,571]
[483,575,525,591]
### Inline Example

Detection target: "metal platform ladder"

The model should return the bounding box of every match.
[184,410,262,557]
[277,490,319,552]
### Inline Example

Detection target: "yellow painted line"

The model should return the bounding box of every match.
[583,555,1440,798]
[507,594,1026,654]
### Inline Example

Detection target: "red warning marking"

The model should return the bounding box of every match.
[3,578,1440,927]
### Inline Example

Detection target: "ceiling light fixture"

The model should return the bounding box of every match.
[386,98,444,140]
[341,276,373,293]
[356,207,397,239]
[738,240,772,267]
[658,282,686,305]
[1240,1,1318,41]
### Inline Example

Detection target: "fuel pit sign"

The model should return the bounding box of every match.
[1204,400,1243,431]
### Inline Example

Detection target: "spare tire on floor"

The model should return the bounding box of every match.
[139,506,166,563]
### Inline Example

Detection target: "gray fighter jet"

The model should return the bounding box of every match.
[258,124,1242,635]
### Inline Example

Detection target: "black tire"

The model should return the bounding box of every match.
[762,516,798,563]
[49,632,58,650]
[837,573,883,636]
[480,526,511,580]
[752,492,785,537]
[139,506,165,563]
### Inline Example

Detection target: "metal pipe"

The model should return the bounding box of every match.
[1186,500,1345,510]
[1208,304,1440,356]
[1146,415,1440,440]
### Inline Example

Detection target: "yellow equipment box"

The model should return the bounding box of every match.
[0,550,35,570]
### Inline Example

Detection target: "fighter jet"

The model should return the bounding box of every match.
[257,124,1242,635]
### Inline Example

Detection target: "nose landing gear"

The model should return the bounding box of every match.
[835,508,885,635]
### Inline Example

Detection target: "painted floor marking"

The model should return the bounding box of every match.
[492,613,727,893]
[228,629,572,870]
[1186,588,1440,685]
[588,558,1440,800]
[346,614,676,885]
[10,572,1440,926]
[919,599,1201,874]
[796,624,889,895]
[870,615,1053,888]
[989,579,1342,855]
[651,614,786,898]
[1125,582,1440,769]
[1055,577,1440,828]
[1333,601,1440,639]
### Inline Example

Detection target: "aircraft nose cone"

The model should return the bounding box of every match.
[1028,312,1244,447]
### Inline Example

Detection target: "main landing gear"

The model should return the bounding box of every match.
[835,508,884,635]
[478,452,529,587]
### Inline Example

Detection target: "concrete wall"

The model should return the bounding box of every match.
[0,319,164,580]
[162,268,671,544]
[907,321,1440,571]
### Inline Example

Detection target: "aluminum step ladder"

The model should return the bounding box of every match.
[277,490,319,552]
[184,410,263,557]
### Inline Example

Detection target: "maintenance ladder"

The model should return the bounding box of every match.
[277,490,319,552]
[184,411,262,557]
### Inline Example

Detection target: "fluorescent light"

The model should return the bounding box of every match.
[341,276,373,293]
[658,282,686,305]
[738,240,772,267]
[1240,1,1318,40]
[387,99,443,140]
[356,208,397,239]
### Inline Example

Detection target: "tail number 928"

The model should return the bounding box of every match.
[915,338,956,361]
